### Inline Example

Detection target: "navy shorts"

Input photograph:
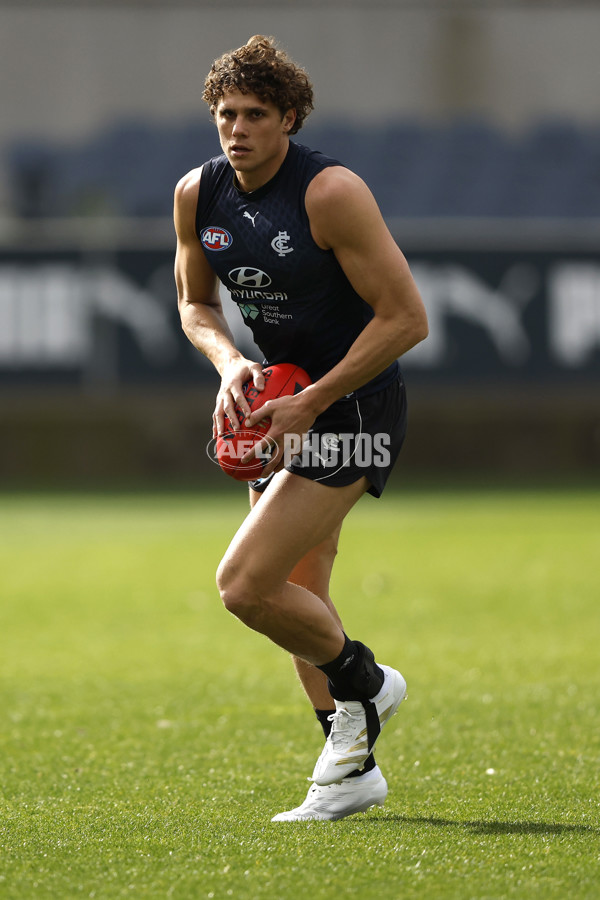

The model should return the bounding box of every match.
[249,374,407,499]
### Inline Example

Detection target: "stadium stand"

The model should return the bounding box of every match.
[5,117,600,219]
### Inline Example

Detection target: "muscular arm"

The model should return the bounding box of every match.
[174,167,264,432]
[245,166,428,457]
[301,166,428,415]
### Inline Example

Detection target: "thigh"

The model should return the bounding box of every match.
[249,478,344,613]
[225,470,368,592]
[250,482,341,583]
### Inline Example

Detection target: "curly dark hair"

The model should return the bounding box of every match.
[203,35,314,134]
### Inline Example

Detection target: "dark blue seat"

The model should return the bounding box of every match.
[6,140,61,217]
[493,120,588,217]
[6,116,600,219]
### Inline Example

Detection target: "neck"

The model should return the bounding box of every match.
[233,141,290,193]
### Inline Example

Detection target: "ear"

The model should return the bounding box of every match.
[282,109,297,133]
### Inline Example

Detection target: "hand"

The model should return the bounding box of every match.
[213,358,265,438]
[241,391,318,476]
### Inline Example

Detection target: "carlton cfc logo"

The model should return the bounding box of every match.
[201,227,233,251]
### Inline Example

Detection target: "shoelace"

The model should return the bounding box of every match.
[327,707,363,749]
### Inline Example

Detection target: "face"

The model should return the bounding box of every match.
[215,90,296,191]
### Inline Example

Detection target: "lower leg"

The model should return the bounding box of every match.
[243,474,379,765]
[293,656,334,710]
[288,559,345,708]
[286,544,377,775]
[220,574,345,665]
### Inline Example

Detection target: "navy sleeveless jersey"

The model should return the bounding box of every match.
[195,140,399,394]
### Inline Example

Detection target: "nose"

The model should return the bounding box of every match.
[232,116,248,136]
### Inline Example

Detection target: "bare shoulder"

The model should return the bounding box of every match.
[174,166,203,238]
[307,165,373,207]
[305,165,386,250]
[175,166,203,201]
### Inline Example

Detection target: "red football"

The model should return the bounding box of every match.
[216,363,312,481]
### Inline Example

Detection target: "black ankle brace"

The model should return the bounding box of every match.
[318,638,384,702]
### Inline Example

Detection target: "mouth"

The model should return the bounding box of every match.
[230,144,251,157]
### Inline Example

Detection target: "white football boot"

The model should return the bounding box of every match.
[311,665,406,786]
[271,766,388,822]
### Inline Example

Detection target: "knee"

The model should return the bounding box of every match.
[216,556,261,624]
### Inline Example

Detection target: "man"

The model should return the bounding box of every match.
[174,35,428,821]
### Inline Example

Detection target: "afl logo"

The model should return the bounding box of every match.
[201,226,233,251]
[228,267,272,288]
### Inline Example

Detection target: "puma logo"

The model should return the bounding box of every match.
[243,211,259,227]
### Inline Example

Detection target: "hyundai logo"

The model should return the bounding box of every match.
[228,267,272,288]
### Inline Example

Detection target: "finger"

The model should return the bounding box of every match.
[224,396,242,431]
[233,388,252,422]
[253,365,266,392]
[240,435,265,465]
[245,401,271,429]
[214,404,226,437]
[241,433,278,466]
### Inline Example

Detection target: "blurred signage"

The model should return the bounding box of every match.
[0,247,599,386]
[0,262,175,369]
[404,256,600,378]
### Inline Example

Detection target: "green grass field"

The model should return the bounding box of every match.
[1,488,598,899]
